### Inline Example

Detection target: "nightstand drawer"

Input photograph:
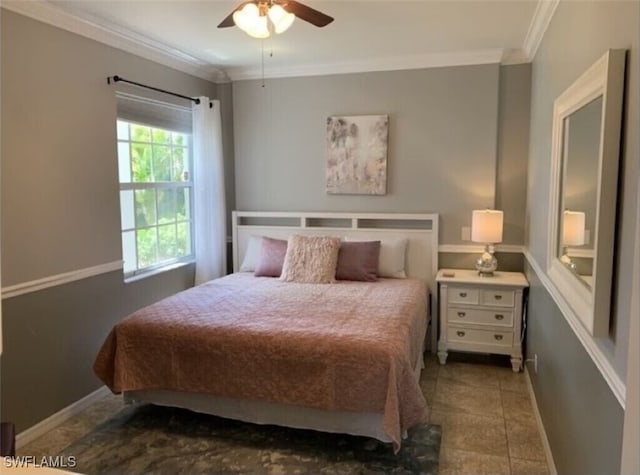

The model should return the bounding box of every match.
[448,287,479,305]
[447,327,514,347]
[447,307,514,327]
[480,289,515,307]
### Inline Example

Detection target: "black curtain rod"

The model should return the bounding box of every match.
[107,75,212,107]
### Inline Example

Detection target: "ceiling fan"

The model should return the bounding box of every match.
[218,1,334,38]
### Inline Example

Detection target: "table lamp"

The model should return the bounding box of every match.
[560,210,585,271]
[471,209,504,276]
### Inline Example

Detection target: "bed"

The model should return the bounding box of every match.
[94,211,439,451]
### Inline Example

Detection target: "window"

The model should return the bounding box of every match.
[117,119,194,276]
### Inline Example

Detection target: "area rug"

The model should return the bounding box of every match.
[59,403,441,474]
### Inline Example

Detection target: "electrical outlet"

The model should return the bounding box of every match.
[461,226,471,241]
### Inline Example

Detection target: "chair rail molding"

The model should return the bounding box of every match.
[1,261,124,300]
[523,249,625,407]
[438,244,524,254]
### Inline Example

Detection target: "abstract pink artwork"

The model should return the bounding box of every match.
[326,115,388,195]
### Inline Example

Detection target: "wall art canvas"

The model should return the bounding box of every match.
[326,115,388,195]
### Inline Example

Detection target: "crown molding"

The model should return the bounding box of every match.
[2,0,546,83]
[1,0,229,84]
[226,49,509,81]
[501,48,531,65]
[523,0,560,61]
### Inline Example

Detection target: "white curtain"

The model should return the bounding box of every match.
[192,98,226,284]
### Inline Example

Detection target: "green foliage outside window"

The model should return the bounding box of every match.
[118,120,193,274]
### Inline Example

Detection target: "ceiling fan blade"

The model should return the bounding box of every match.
[281,0,334,27]
[217,1,250,28]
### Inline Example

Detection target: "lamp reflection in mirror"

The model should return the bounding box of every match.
[560,210,586,272]
[233,2,295,38]
[471,209,503,276]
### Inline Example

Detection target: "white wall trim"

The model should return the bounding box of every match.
[1,1,228,83]
[2,1,535,82]
[501,48,531,65]
[16,386,112,449]
[226,49,508,81]
[620,173,640,474]
[522,0,560,61]
[523,249,626,407]
[438,244,524,254]
[525,367,558,475]
[1,261,123,300]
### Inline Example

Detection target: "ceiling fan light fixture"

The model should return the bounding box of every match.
[245,15,270,38]
[218,1,333,33]
[232,3,260,32]
[268,4,295,34]
[233,3,270,38]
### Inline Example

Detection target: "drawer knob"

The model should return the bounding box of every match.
[494,334,503,341]
[459,292,467,298]
[495,314,504,321]
[457,331,466,337]
[457,311,466,318]
[494,295,503,300]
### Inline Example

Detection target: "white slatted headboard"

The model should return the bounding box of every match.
[232,211,439,291]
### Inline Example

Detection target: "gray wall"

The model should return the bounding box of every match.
[1,10,224,285]
[496,63,531,246]
[0,11,222,431]
[525,264,625,475]
[233,64,529,246]
[1,266,194,432]
[525,1,639,473]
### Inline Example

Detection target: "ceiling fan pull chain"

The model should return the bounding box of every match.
[261,39,265,88]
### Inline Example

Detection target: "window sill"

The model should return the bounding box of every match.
[124,260,194,284]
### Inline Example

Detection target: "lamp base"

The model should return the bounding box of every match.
[475,245,498,276]
[560,249,577,272]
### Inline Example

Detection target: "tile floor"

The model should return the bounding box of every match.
[421,353,550,475]
[19,353,550,475]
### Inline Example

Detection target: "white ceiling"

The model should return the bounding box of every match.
[10,1,547,81]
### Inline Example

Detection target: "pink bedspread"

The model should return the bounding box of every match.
[94,273,428,450]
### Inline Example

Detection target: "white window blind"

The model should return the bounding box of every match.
[116,92,192,133]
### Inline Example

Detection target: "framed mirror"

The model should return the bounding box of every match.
[547,49,626,337]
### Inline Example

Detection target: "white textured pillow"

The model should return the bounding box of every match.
[280,235,341,283]
[239,235,262,272]
[346,237,407,278]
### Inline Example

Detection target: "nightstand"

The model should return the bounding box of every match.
[436,269,529,372]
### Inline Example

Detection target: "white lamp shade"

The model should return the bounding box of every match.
[246,15,270,38]
[563,210,586,246]
[268,5,295,34]
[471,209,504,244]
[233,3,259,32]
[233,3,271,38]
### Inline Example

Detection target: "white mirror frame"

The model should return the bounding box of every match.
[547,49,626,337]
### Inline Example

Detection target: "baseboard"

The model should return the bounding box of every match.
[16,386,111,449]
[524,367,558,475]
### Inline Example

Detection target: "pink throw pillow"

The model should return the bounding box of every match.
[254,237,288,277]
[279,235,341,283]
[335,241,381,281]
